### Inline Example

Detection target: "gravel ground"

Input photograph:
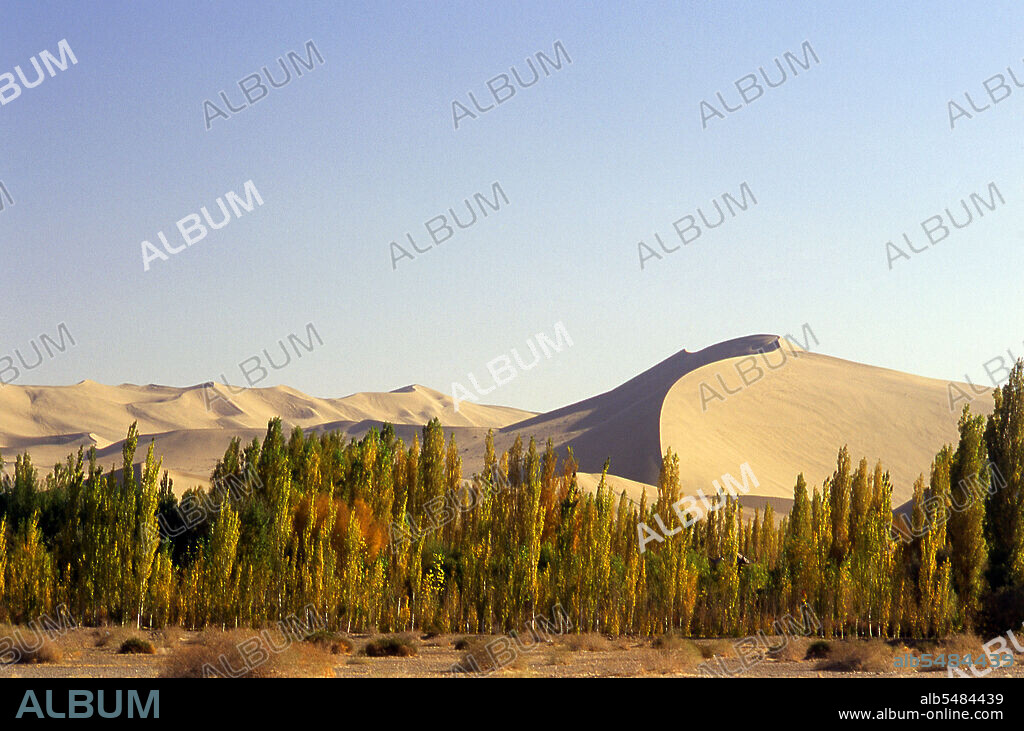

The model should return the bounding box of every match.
[1,628,1021,679]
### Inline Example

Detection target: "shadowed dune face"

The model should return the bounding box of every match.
[500,334,785,485]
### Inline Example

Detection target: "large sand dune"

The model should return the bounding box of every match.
[0,335,995,507]
[497,334,993,506]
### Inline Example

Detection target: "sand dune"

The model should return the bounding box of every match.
[494,334,992,506]
[659,341,993,504]
[0,381,532,491]
[0,335,995,507]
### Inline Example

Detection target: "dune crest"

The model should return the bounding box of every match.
[0,335,993,506]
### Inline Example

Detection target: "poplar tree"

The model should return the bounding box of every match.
[948,407,989,627]
[985,360,1024,589]
[784,474,814,611]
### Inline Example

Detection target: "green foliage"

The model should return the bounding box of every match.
[2,362,1024,640]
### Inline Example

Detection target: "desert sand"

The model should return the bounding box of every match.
[0,334,995,511]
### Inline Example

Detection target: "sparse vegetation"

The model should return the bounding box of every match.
[14,640,62,664]
[454,636,472,651]
[561,633,613,652]
[638,644,703,675]
[363,634,418,658]
[1,359,1023,646]
[816,639,893,673]
[118,636,156,654]
[806,639,832,659]
[768,636,810,661]
[452,636,531,674]
[303,630,351,655]
[695,639,735,659]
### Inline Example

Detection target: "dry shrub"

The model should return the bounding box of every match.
[561,633,613,652]
[806,639,832,659]
[768,636,811,661]
[303,630,352,655]
[118,637,156,654]
[151,626,189,648]
[162,632,248,678]
[363,633,418,658]
[454,636,473,650]
[695,639,736,659]
[817,639,893,673]
[94,627,125,648]
[637,644,703,675]
[651,633,691,651]
[906,634,992,673]
[453,636,533,674]
[936,634,985,656]
[162,628,303,678]
[97,626,185,652]
[16,640,62,664]
[0,626,64,664]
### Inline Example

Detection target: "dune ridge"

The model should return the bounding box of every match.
[0,335,994,508]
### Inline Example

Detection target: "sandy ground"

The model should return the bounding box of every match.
[1,627,1020,679]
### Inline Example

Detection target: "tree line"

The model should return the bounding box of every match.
[1,363,1022,638]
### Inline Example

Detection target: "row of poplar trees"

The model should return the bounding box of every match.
[1,363,1022,637]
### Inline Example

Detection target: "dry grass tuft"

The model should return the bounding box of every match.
[454,636,473,651]
[118,636,156,654]
[15,639,63,664]
[805,639,832,659]
[637,643,704,675]
[453,636,534,674]
[363,633,419,658]
[303,630,352,655]
[560,633,613,652]
[904,634,991,673]
[816,639,893,673]
[651,633,693,651]
[695,638,736,659]
[161,628,325,678]
[768,636,810,661]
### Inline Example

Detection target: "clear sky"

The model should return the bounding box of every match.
[2,0,1022,413]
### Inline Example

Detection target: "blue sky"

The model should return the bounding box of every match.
[2,0,1022,413]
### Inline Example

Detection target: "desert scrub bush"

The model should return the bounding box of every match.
[93,627,121,648]
[695,638,735,659]
[904,634,988,673]
[118,637,156,654]
[161,629,293,678]
[560,633,613,652]
[637,643,703,675]
[303,630,352,655]
[363,634,418,658]
[420,623,444,640]
[15,640,62,664]
[806,639,832,659]
[651,633,694,651]
[151,626,188,648]
[454,636,473,650]
[936,634,985,656]
[768,636,810,661]
[816,639,893,673]
[452,636,529,674]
